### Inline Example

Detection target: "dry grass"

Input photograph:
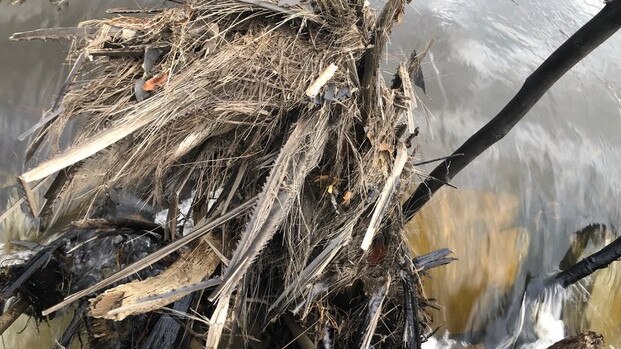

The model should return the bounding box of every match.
[5,0,442,347]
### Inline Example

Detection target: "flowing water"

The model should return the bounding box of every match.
[1,0,620,348]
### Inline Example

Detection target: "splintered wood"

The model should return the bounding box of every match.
[305,64,338,98]
[90,236,221,321]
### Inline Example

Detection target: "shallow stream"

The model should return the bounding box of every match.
[0,1,620,348]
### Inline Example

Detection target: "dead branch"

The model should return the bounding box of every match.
[9,27,100,41]
[361,0,406,122]
[552,232,621,288]
[402,1,621,222]
[0,298,29,336]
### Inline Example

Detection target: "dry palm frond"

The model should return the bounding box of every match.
[5,0,448,347]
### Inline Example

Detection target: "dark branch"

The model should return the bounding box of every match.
[402,2,621,221]
[553,231,621,288]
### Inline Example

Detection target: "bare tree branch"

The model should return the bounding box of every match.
[402,2,621,221]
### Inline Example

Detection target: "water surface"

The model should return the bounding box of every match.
[1,0,620,347]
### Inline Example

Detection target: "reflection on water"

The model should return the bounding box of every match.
[1,310,85,349]
[585,261,621,345]
[393,0,621,346]
[407,188,530,335]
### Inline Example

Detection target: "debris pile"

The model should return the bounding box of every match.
[1,1,452,348]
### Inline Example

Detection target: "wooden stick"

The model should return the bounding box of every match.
[0,179,46,225]
[361,144,408,251]
[87,47,145,57]
[402,2,621,221]
[9,27,99,41]
[360,0,405,122]
[0,298,29,336]
[106,8,164,14]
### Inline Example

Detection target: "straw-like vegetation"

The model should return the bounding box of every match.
[1,1,455,348]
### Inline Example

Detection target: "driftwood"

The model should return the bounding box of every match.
[90,236,221,320]
[402,1,621,221]
[42,197,256,316]
[547,331,604,349]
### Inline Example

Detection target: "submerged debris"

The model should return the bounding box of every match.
[1,0,451,348]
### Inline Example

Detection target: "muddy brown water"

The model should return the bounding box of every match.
[1,1,620,348]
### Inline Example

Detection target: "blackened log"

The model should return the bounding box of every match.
[401,273,421,349]
[402,1,621,221]
[52,302,86,349]
[140,295,193,349]
[553,233,621,288]
[360,0,406,122]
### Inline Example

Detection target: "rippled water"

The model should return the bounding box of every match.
[1,0,620,347]
[393,0,621,347]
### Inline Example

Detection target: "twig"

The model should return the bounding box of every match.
[9,27,99,41]
[402,2,621,221]
[86,48,145,57]
[0,179,46,225]
[106,8,164,14]
[412,154,463,166]
[361,144,408,251]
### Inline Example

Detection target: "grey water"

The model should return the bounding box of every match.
[0,0,620,348]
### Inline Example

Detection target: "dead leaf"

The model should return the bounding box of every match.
[342,191,353,206]
[378,142,394,153]
[312,175,332,184]
[143,73,168,91]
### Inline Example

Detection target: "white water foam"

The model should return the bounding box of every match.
[424,283,567,349]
